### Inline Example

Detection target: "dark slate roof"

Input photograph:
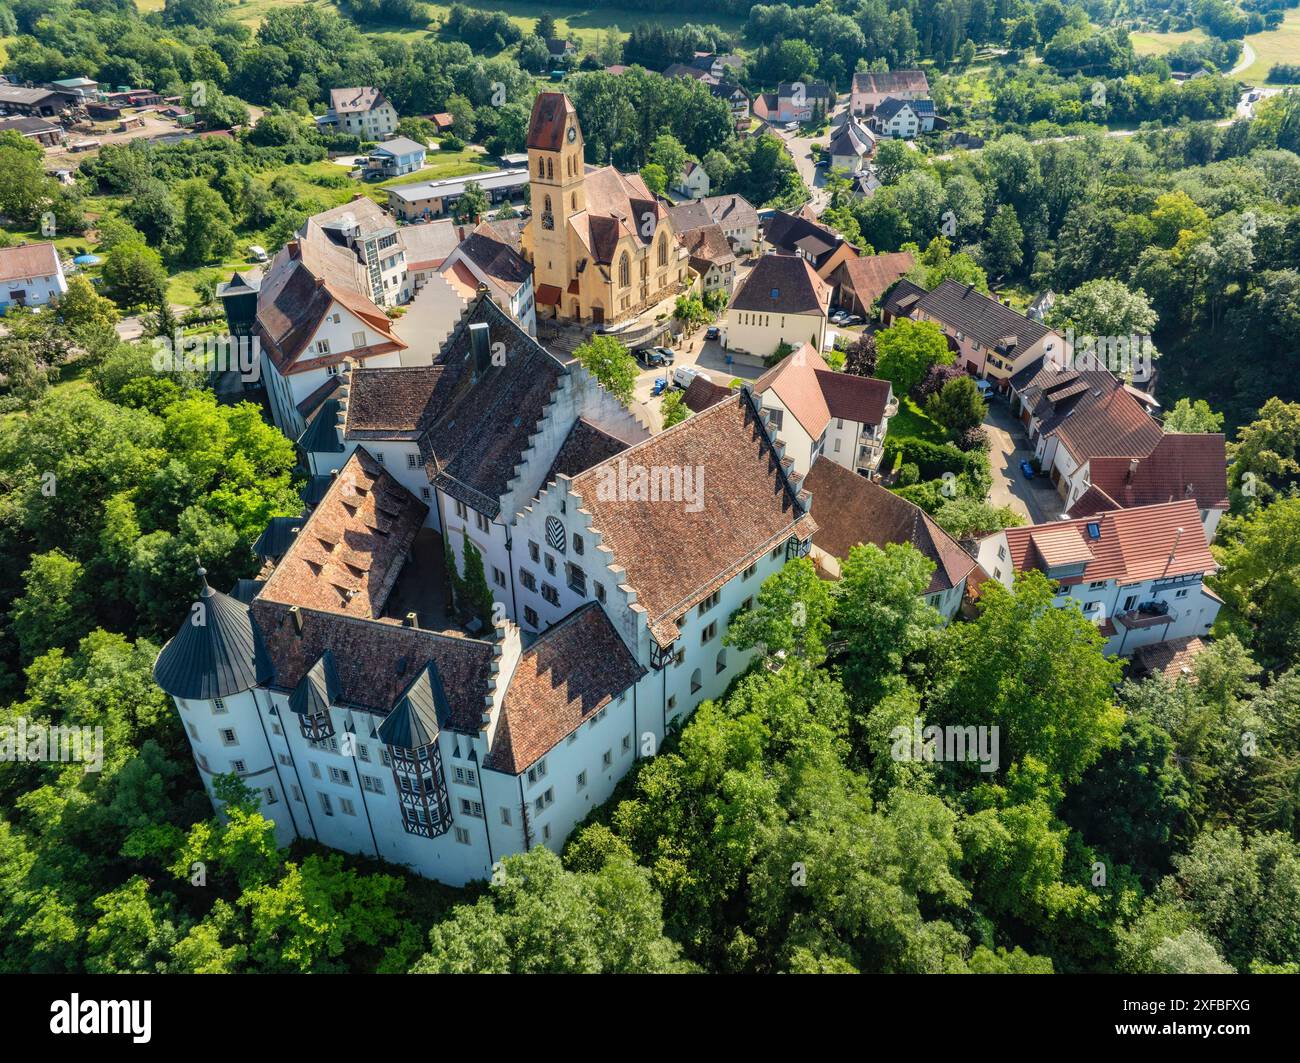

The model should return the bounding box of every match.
[419,295,568,517]
[297,398,345,454]
[253,515,306,560]
[882,278,926,317]
[231,578,266,604]
[543,418,631,487]
[915,280,1053,357]
[287,650,341,717]
[763,210,848,269]
[302,475,334,508]
[154,569,274,700]
[731,253,829,316]
[377,662,454,749]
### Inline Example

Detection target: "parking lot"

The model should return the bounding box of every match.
[629,334,764,430]
[983,399,1064,525]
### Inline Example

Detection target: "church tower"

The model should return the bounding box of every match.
[523,93,585,301]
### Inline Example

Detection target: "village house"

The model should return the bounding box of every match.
[318,87,399,138]
[826,115,878,172]
[397,218,462,291]
[0,242,67,311]
[762,210,859,281]
[724,254,831,357]
[710,81,751,124]
[1009,358,1165,505]
[363,136,427,179]
[869,97,936,139]
[749,343,896,479]
[1066,432,1230,542]
[975,499,1222,658]
[829,250,915,317]
[669,194,761,255]
[674,160,710,200]
[888,279,1069,390]
[681,224,737,296]
[803,456,976,619]
[850,69,931,115]
[520,92,690,326]
[773,81,834,124]
[438,222,536,335]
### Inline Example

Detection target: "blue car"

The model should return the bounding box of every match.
[1019,459,1036,479]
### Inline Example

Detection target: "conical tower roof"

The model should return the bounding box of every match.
[154,568,273,700]
[377,662,453,750]
[288,650,341,717]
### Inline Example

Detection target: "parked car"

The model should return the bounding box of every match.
[1019,459,1036,479]
[635,346,672,368]
[651,345,675,364]
[705,325,720,341]
[829,310,848,325]
[248,245,268,263]
[975,379,994,399]
[842,314,863,326]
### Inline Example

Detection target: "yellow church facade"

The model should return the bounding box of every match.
[521,92,692,326]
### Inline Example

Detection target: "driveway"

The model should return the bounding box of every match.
[983,399,1061,525]
[778,104,848,213]
[629,333,764,431]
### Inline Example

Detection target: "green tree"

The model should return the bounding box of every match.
[176,181,236,265]
[10,550,92,663]
[573,334,637,406]
[1211,497,1300,669]
[1163,397,1224,434]
[876,318,954,396]
[453,181,489,224]
[660,389,687,428]
[925,375,987,434]
[725,556,834,665]
[982,204,1024,278]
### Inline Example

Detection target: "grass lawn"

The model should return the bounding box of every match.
[1237,11,1300,86]
[1130,28,1209,58]
[887,396,947,445]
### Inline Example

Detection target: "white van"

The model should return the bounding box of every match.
[673,364,704,390]
[248,245,269,263]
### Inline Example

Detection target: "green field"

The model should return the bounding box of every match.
[1130,13,1300,86]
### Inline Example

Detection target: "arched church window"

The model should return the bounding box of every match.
[619,253,630,287]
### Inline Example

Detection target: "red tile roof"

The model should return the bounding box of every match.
[485,604,646,772]
[1130,635,1209,683]
[682,374,732,413]
[1001,499,1215,586]
[1084,433,1229,512]
[803,457,976,594]
[752,345,893,435]
[527,92,576,152]
[0,241,59,284]
[836,251,915,309]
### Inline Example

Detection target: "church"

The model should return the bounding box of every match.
[521,92,691,326]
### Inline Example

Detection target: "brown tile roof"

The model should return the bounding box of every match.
[1085,434,1229,512]
[702,194,759,232]
[803,456,976,594]
[731,253,829,316]
[0,242,59,283]
[852,70,930,98]
[485,604,646,772]
[543,418,631,487]
[567,392,816,647]
[682,374,732,413]
[1066,484,1123,519]
[1001,499,1215,586]
[836,251,915,309]
[250,600,495,728]
[345,365,447,437]
[814,369,892,426]
[752,346,892,434]
[527,91,576,152]
[399,218,461,270]
[573,166,666,263]
[256,448,427,619]
[683,223,735,274]
[1130,635,1209,682]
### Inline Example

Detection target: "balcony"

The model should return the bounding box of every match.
[856,442,884,473]
[884,398,899,418]
[1116,604,1177,630]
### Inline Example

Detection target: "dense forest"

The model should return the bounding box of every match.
[0,0,1299,974]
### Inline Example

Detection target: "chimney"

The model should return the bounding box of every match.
[289,604,303,634]
[469,321,491,373]
[1127,458,1139,481]
[403,612,417,628]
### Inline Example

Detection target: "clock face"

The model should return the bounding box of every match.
[566,125,576,143]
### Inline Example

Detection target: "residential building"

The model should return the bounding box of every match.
[691,53,744,80]
[398,218,462,291]
[1009,358,1164,504]
[762,209,859,281]
[851,70,931,115]
[547,38,578,62]
[869,97,936,138]
[898,279,1070,388]
[1066,433,1230,542]
[803,456,976,619]
[669,194,760,254]
[675,160,710,199]
[0,242,67,311]
[749,343,895,478]
[975,500,1221,657]
[773,82,833,124]
[709,81,751,123]
[724,254,831,356]
[521,92,689,326]
[364,137,427,179]
[681,373,734,413]
[319,87,398,138]
[681,224,737,296]
[439,222,536,335]
[826,115,877,172]
[386,169,530,223]
[664,63,717,85]
[829,250,915,317]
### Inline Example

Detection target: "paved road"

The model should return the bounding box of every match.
[983,399,1063,525]
[1230,41,1256,77]
[779,105,849,213]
